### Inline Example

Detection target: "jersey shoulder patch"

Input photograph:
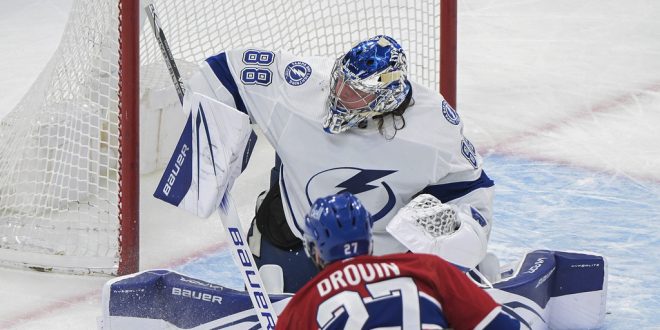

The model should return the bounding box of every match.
[284,61,312,86]
[441,100,460,125]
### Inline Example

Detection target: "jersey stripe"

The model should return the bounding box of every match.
[422,170,494,203]
[205,52,248,114]
[279,164,305,237]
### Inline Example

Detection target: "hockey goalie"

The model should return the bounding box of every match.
[100,24,607,329]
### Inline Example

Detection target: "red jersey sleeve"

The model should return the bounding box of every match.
[416,253,499,330]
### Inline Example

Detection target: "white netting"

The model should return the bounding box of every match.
[139,0,443,91]
[0,0,122,275]
[0,0,444,275]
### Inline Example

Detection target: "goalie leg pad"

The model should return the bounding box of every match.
[547,251,607,329]
[486,250,607,330]
[101,270,292,329]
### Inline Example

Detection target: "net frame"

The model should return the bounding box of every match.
[0,0,456,276]
[117,0,140,276]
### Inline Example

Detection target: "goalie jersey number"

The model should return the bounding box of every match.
[240,50,274,86]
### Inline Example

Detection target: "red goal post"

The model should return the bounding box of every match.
[0,0,456,276]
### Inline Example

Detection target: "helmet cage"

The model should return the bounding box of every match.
[323,36,411,134]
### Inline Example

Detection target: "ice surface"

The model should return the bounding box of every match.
[1,0,659,328]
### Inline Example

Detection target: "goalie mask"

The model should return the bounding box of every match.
[323,35,411,134]
[302,193,373,268]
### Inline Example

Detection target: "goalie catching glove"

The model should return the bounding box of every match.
[386,194,488,270]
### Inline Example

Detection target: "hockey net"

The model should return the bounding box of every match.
[0,0,455,275]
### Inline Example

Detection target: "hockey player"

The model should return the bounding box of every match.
[157,35,494,292]
[275,192,520,330]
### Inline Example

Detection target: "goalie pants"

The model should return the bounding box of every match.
[247,177,319,293]
[248,221,318,293]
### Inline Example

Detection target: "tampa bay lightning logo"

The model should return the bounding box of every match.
[461,137,478,169]
[470,207,487,227]
[442,100,460,125]
[284,61,312,86]
[305,167,397,222]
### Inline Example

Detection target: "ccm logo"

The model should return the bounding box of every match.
[163,144,190,196]
[524,258,546,274]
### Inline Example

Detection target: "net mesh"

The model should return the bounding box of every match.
[139,0,443,90]
[0,0,443,275]
[0,0,121,274]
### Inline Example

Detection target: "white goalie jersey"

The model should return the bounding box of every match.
[156,48,494,263]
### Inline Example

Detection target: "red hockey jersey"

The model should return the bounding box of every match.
[276,253,502,330]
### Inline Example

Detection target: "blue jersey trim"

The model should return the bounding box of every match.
[241,130,258,173]
[279,165,305,237]
[205,53,248,114]
[422,170,494,203]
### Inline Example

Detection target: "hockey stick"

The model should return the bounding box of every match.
[144,3,185,104]
[144,4,277,329]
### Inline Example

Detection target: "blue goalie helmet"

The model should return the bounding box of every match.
[303,193,374,267]
[324,35,411,134]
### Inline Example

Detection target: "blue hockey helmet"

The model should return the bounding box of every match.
[324,35,411,134]
[303,193,374,267]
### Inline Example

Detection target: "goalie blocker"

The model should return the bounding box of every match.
[153,91,257,218]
